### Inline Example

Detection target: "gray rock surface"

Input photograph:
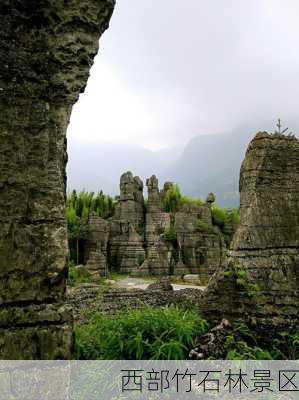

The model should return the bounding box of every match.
[0,0,115,359]
[201,132,299,331]
[175,203,225,283]
[84,172,227,281]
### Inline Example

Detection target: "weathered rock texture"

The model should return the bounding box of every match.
[84,172,226,283]
[201,132,299,330]
[67,284,202,320]
[175,203,225,282]
[85,214,109,278]
[145,177,174,276]
[0,0,114,358]
[108,172,146,274]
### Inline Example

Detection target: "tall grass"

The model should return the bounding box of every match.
[74,306,208,360]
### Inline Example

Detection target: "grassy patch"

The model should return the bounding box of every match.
[74,305,209,360]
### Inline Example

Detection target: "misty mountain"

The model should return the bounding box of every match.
[67,124,298,208]
[163,130,253,207]
[66,141,180,195]
[67,132,250,208]
[164,122,299,207]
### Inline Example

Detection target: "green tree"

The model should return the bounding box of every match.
[66,190,116,264]
[162,184,182,213]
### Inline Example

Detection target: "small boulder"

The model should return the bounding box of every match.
[146,276,174,291]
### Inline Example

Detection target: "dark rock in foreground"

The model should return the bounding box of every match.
[0,0,115,359]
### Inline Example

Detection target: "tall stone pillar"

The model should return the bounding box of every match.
[0,0,114,359]
[202,132,299,331]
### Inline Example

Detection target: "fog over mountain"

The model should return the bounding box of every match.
[68,119,299,208]
[67,140,181,196]
[66,1,299,207]
[67,131,245,207]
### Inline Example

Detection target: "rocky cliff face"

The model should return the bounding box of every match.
[0,1,115,359]
[202,132,299,330]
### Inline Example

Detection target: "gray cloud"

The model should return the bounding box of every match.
[69,0,299,149]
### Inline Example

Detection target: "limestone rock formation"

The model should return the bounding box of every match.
[106,172,146,274]
[201,132,299,330]
[175,203,225,283]
[85,214,109,279]
[0,1,115,358]
[84,172,227,281]
[108,221,146,274]
[114,171,145,231]
[144,176,174,275]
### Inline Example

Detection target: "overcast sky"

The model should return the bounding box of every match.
[67,0,299,150]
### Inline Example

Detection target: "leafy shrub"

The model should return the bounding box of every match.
[211,206,228,227]
[74,306,209,360]
[225,337,272,360]
[272,331,299,359]
[162,184,203,213]
[224,262,260,296]
[224,320,299,360]
[163,225,177,243]
[180,196,203,208]
[229,208,240,225]
[225,320,271,360]
[67,262,92,287]
[162,184,182,213]
[224,262,247,289]
[66,190,116,264]
[195,219,217,234]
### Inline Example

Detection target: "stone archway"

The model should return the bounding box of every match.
[0,0,115,359]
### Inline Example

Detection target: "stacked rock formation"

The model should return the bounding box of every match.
[201,132,299,330]
[0,1,115,358]
[85,214,109,279]
[108,172,146,274]
[84,173,226,283]
[144,177,174,276]
[175,200,225,282]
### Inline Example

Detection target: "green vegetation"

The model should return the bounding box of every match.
[73,298,298,360]
[161,184,240,242]
[162,184,182,213]
[211,205,228,227]
[195,219,217,234]
[230,208,240,225]
[162,184,202,213]
[74,306,209,360]
[66,190,116,264]
[163,225,178,244]
[211,205,240,243]
[225,338,272,360]
[272,331,299,359]
[224,320,299,360]
[67,261,93,286]
[66,184,240,265]
[181,196,203,208]
[224,262,260,297]
[67,190,115,222]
